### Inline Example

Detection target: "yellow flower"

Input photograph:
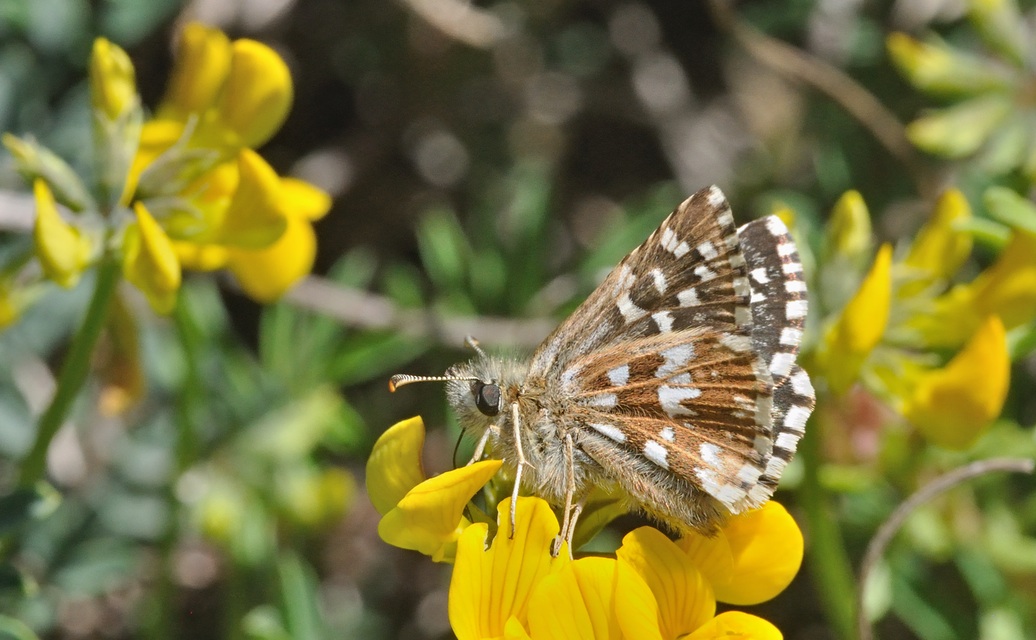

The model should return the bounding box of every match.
[32,179,91,288]
[616,527,715,639]
[225,177,331,301]
[152,22,292,152]
[526,556,661,640]
[820,243,892,394]
[684,612,782,640]
[368,416,502,561]
[450,496,570,640]
[825,190,872,262]
[122,202,181,313]
[678,501,803,606]
[903,189,972,283]
[89,38,138,121]
[905,315,1009,450]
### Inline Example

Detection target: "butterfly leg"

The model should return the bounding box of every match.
[467,424,498,465]
[509,401,531,539]
[553,432,577,558]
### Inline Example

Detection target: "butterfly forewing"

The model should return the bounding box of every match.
[529,186,753,377]
[562,329,775,512]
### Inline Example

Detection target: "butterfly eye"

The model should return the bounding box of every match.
[471,381,501,416]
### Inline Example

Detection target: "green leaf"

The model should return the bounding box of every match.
[0,615,40,640]
[416,206,470,291]
[982,186,1036,235]
[0,485,59,536]
[1,134,94,212]
[277,552,327,640]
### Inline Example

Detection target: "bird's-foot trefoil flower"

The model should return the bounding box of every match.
[368,416,799,639]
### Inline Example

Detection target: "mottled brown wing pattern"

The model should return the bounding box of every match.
[560,329,775,512]
[529,186,752,377]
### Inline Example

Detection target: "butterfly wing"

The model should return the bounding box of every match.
[526,186,812,525]
[529,185,753,376]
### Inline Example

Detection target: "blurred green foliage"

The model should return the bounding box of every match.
[0,0,1034,639]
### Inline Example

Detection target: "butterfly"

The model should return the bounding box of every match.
[391,185,815,552]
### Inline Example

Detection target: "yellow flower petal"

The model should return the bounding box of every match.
[715,502,802,605]
[173,241,230,272]
[527,563,597,640]
[966,232,1036,330]
[616,527,715,639]
[33,179,91,288]
[122,202,182,313]
[906,315,1009,450]
[886,32,1011,95]
[226,212,314,303]
[527,556,664,640]
[684,611,783,640]
[89,38,137,120]
[378,459,502,561]
[825,190,871,261]
[904,189,972,281]
[160,23,232,119]
[449,497,569,640]
[823,243,892,394]
[280,177,332,221]
[613,557,664,640]
[215,39,293,148]
[218,149,287,248]
[366,416,428,516]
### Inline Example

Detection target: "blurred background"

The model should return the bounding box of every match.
[1,0,1035,638]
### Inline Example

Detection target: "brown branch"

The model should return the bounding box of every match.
[856,457,1036,640]
[707,0,940,198]
[280,275,556,349]
[396,0,506,49]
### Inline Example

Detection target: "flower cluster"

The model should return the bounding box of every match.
[811,189,1034,449]
[367,417,803,639]
[2,23,329,322]
[887,0,1036,181]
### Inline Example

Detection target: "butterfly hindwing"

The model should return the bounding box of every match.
[561,328,775,513]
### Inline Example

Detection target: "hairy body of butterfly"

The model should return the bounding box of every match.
[397,185,815,546]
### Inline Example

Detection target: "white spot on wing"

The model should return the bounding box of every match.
[778,242,797,257]
[590,422,627,443]
[607,365,630,387]
[657,344,695,378]
[678,287,700,307]
[765,216,789,235]
[650,268,667,294]
[700,442,721,467]
[617,292,648,323]
[644,440,669,469]
[750,267,770,284]
[783,405,812,432]
[770,352,795,379]
[587,393,617,409]
[786,279,808,293]
[697,241,718,260]
[779,327,803,346]
[660,426,676,442]
[790,368,814,397]
[659,385,701,416]
[652,311,674,333]
[694,265,717,282]
[706,186,727,209]
[786,299,808,319]
[775,431,800,451]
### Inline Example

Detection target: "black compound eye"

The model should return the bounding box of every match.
[471,381,501,416]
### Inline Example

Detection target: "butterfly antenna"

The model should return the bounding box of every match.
[464,336,488,358]
[388,373,479,392]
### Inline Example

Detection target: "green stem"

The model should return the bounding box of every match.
[18,257,121,487]
[800,420,859,640]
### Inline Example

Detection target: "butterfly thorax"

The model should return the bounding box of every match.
[446,356,604,506]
